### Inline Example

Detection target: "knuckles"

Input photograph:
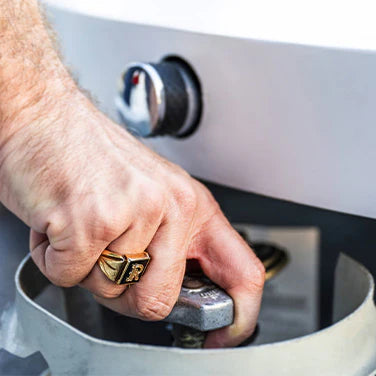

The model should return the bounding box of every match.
[133,293,174,321]
[91,284,125,299]
[137,172,198,223]
[89,216,123,246]
[37,165,217,313]
[138,182,165,222]
[249,256,266,292]
[45,266,81,288]
[168,177,198,219]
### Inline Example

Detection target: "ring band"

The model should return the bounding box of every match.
[98,250,150,285]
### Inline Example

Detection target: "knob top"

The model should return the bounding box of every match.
[116,60,201,138]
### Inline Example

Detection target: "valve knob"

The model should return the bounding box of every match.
[116,59,202,137]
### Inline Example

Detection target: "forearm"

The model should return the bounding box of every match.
[0,0,98,220]
[0,0,77,151]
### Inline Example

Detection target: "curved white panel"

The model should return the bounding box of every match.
[44,0,376,51]
[44,5,376,218]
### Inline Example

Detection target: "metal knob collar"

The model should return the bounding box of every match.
[116,59,202,138]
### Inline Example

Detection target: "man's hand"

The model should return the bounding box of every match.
[0,0,265,348]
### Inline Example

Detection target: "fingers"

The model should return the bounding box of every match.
[95,217,188,321]
[79,220,159,299]
[29,177,264,350]
[30,229,49,271]
[191,213,265,348]
[29,196,135,287]
[30,217,113,287]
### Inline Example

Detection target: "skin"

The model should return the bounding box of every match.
[0,0,265,348]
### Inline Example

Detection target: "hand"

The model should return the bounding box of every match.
[0,91,265,348]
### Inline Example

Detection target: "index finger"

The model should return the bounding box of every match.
[191,213,265,348]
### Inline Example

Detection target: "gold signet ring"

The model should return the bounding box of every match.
[98,250,150,285]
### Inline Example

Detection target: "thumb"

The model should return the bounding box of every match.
[192,214,265,348]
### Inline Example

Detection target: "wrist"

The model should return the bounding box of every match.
[0,70,83,151]
[0,78,93,223]
[0,66,76,137]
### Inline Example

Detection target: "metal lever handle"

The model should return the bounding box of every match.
[166,243,288,333]
[165,275,233,331]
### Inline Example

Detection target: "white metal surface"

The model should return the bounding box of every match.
[43,3,376,219]
[1,254,375,375]
[44,1,376,51]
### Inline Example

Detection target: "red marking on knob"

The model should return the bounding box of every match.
[132,74,139,85]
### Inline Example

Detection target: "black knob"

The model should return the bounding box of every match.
[116,59,202,137]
